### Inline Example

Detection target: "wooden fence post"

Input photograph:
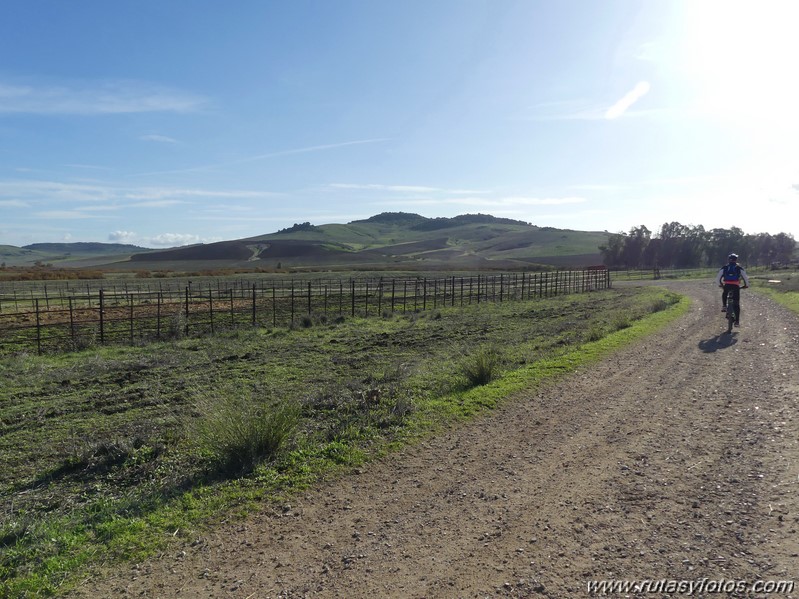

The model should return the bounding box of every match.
[290,282,295,324]
[68,297,75,345]
[208,290,214,335]
[35,299,41,355]
[129,295,135,343]
[99,289,105,345]
[184,287,190,337]
[157,292,162,339]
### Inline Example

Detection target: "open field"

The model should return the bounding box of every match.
[1,285,683,596]
[0,270,608,356]
[67,281,799,599]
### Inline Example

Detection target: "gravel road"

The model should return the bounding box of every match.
[69,281,799,598]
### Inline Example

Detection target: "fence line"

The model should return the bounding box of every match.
[0,270,610,355]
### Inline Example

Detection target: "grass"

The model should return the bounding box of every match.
[750,272,799,314]
[0,285,686,597]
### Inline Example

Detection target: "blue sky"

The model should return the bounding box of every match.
[1,0,797,248]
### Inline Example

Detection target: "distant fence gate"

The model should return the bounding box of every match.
[0,269,610,355]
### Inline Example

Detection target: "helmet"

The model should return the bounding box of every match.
[728,253,738,261]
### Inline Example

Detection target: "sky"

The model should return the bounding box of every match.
[1,0,797,248]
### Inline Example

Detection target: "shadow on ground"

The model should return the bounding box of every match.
[698,333,738,353]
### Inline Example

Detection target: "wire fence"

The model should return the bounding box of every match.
[0,269,610,355]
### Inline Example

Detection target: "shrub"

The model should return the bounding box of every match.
[612,316,632,331]
[461,346,502,387]
[166,311,186,340]
[192,384,300,475]
[649,299,669,313]
[585,325,605,342]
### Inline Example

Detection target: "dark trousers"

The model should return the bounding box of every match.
[722,284,741,322]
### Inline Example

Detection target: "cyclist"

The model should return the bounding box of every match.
[717,253,749,327]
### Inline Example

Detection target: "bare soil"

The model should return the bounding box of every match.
[68,282,799,598]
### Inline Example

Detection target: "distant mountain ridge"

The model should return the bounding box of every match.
[1,213,609,270]
[23,242,149,253]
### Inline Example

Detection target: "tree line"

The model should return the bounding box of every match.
[600,223,796,269]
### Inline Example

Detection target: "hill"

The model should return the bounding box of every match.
[1,214,609,271]
[124,213,608,271]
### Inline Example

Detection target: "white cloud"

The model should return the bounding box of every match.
[108,231,137,243]
[0,179,272,206]
[0,199,29,208]
[130,139,390,177]
[147,233,204,247]
[0,79,205,114]
[139,134,179,144]
[34,210,101,219]
[496,196,587,206]
[329,183,489,195]
[605,81,651,120]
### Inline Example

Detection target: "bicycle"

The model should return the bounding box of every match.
[721,284,748,333]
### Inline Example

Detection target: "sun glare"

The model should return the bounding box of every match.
[679,0,799,123]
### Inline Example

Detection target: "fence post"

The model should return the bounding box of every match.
[500,274,504,303]
[423,278,427,311]
[391,279,396,313]
[157,292,162,339]
[129,295,135,344]
[308,282,312,316]
[351,279,356,317]
[290,282,295,324]
[69,297,75,345]
[99,289,105,345]
[185,287,190,337]
[208,290,214,335]
[35,299,42,355]
[365,281,369,317]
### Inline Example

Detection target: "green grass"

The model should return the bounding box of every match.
[750,272,799,314]
[0,285,686,597]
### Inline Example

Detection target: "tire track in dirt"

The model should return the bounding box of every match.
[69,281,799,598]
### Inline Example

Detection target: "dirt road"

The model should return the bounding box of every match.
[70,282,799,598]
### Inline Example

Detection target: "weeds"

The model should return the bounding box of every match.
[461,346,503,387]
[191,382,300,475]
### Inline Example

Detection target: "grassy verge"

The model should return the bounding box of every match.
[750,271,799,315]
[0,286,687,597]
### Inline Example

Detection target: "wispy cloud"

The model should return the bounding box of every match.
[106,230,222,247]
[605,81,651,120]
[129,139,390,177]
[0,79,205,114]
[34,210,104,220]
[139,134,179,144]
[329,183,485,195]
[0,179,272,205]
[147,233,216,247]
[520,100,607,121]
[0,199,29,208]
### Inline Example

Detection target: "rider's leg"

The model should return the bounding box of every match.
[732,285,741,323]
[721,286,729,311]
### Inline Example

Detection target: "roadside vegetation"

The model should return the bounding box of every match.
[750,271,799,314]
[0,286,686,597]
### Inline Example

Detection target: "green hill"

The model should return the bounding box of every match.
[0,242,152,267]
[1,214,609,271]
[122,213,608,271]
